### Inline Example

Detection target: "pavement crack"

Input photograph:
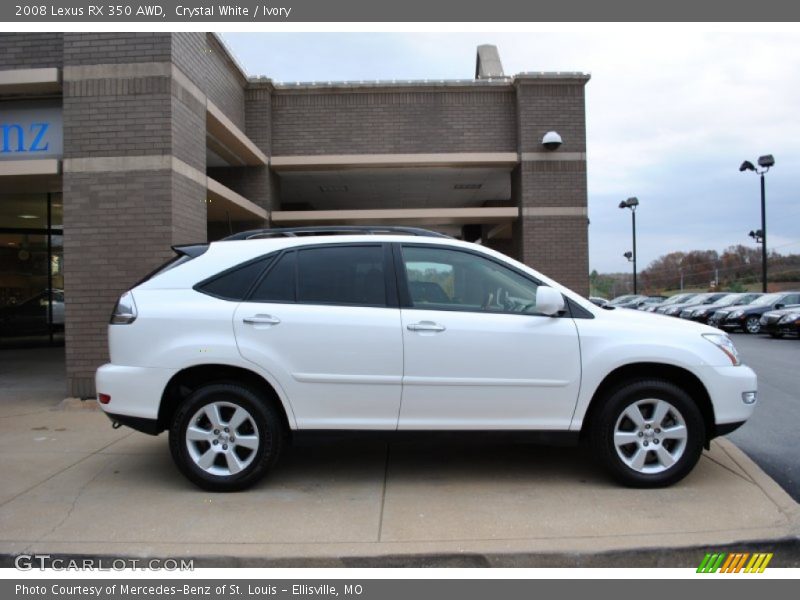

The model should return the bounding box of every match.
[703,451,755,484]
[36,458,113,544]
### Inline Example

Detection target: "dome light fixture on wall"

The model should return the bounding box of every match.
[541,131,563,150]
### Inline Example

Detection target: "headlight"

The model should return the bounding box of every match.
[728,310,744,319]
[779,312,800,324]
[703,333,741,366]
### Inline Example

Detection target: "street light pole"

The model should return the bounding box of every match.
[619,197,639,295]
[740,155,774,293]
[759,171,767,294]
[631,208,637,295]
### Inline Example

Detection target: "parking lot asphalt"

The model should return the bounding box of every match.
[727,332,800,502]
[0,346,798,566]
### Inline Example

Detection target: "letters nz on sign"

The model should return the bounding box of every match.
[0,101,63,160]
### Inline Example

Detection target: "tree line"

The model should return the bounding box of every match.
[590,244,800,298]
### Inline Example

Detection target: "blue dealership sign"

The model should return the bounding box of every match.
[0,100,62,159]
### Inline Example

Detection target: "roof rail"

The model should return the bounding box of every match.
[222,226,452,241]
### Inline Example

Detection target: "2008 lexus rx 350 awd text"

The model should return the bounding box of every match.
[96,227,757,491]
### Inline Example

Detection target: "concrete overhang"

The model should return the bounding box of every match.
[271,207,518,227]
[0,68,61,96]
[270,153,519,172]
[0,158,60,177]
[206,100,268,167]
[207,176,268,223]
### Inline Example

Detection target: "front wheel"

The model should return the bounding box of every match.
[589,379,705,487]
[169,383,284,491]
[745,317,761,334]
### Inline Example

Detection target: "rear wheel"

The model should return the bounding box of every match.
[169,383,284,491]
[589,379,705,487]
[745,316,761,334]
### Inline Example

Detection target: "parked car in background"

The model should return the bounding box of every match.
[607,294,646,307]
[759,304,800,338]
[0,289,65,336]
[718,291,800,334]
[644,293,698,313]
[659,293,728,317]
[589,296,608,307]
[612,295,658,309]
[678,293,733,320]
[627,296,667,310]
[684,293,762,325]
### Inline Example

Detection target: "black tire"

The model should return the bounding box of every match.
[745,316,761,334]
[589,379,705,488]
[169,382,284,492]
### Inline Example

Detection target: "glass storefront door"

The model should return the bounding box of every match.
[0,193,64,348]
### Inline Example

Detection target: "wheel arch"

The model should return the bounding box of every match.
[158,364,293,434]
[579,362,716,448]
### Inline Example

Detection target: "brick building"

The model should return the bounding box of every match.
[0,33,590,397]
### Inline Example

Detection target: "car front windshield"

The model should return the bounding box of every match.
[711,294,742,307]
[751,293,781,306]
[663,294,693,305]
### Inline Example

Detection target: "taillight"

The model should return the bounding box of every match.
[110,291,137,325]
[98,393,111,404]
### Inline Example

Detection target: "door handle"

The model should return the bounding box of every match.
[407,321,446,332]
[243,314,281,325]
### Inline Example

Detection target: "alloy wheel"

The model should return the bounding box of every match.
[613,398,688,474]
[185,401,260,476]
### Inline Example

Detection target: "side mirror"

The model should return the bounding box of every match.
[775,303,784,310]
[536,286,565,316]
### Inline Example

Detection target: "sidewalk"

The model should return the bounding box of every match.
[1,348,798,566]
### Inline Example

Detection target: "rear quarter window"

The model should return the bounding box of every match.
[196,257,273,301]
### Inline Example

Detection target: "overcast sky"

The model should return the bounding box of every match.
[222,32,800,273]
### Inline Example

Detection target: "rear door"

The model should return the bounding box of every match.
[234,243,403,430]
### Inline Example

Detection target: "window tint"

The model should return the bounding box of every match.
[402,246,539,314]
[297,246,386,306]
[250,252,296,303]
[198,257,272,301]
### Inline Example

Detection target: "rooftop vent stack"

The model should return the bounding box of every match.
[475,45,505,79]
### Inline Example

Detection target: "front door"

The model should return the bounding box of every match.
[396,244,582,430]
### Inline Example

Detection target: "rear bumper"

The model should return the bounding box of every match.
[103,410,161,435]
[95,363,177,426]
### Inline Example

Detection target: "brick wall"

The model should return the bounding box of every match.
[172,32,246,129]
[271,88,516,156]
[0,33,62,69]
[63,78,172,158]
[61,33,210,396]
[516,80,587,154]
[63,33,171,66]
[514,77,590,296]
[518,215,590,295]
[62,170,175,396]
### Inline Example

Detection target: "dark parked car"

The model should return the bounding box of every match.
[759,304,800,338]
[644,292,698,313]
[681,292,762,324]
[659,293,728,317]
[0,289,64,336]
[719,291,800,334]
[607,294,646,307]
[588,296,609,307]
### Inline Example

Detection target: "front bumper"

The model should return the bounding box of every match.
[699,364,758,429]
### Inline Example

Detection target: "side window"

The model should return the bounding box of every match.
[297,246,386,306]
[250,252,296,303]
[401,246,539,314]
[783,294,800,306]
[197,257,272,301]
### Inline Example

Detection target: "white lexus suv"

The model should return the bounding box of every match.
[96,227,757,491]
